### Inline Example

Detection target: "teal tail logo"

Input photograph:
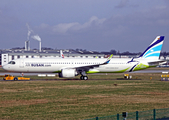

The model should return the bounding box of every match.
[139,36,164,60]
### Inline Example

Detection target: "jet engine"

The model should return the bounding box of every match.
[58,69,77,78]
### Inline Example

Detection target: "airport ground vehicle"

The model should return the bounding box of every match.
[124,74,132,79]
[0,74,30,80]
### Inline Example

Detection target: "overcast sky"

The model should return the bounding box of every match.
[0,0,169,52]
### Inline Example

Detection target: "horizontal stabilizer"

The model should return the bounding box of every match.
[148,60,166,66]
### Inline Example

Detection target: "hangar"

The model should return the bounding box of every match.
[0,49,105,66]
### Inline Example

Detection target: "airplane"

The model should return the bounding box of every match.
[60,50,64,58]
[2,36,165,80]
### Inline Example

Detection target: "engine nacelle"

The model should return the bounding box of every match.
[58,69,77,78]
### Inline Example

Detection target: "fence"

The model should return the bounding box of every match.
[85,108,169,120]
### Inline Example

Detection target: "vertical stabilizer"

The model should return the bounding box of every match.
[139,36,165,60]
[60,50,64,58]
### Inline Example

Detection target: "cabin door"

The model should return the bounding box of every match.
[19,59,24,68]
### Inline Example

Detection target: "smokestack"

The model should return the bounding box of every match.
[25,41,30,51]
[31,35,41,52]
[28,41,30,50]
[26,23,33,51]
[39,41,41,52]
[25,41,27,51]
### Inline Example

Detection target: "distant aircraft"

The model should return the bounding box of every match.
[3,36,165,80]
[60,50,64,58]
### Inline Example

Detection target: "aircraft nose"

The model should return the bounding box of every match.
[2,64,9,71]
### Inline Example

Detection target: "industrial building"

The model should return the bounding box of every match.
[0,49,105,66]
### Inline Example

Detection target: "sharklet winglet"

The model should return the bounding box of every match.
[103,54,113,64]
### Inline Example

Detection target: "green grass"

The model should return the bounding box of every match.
[1,73,169,119]
[0,67,5,72]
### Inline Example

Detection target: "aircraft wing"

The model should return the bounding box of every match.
[66,54,113,72]
[76,54,113,72]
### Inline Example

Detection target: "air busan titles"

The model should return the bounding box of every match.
[3,36,165,80]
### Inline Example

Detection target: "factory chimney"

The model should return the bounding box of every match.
[25,41,30,51]
[31,35,41,52]
[39,41,41,52]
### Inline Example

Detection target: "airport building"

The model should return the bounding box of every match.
[0,49,105,66]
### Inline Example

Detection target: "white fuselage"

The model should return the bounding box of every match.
[2,57,149,73]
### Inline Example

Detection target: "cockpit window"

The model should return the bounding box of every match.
[8,61,16,65]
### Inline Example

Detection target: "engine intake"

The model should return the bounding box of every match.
[59,69,77,78]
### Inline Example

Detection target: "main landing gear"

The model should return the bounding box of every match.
[80,76,88,80]
[80,71,88,80]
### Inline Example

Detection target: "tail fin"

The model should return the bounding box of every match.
[60,50,64,58]
[139,36,165,60]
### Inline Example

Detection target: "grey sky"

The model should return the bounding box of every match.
[0,0,169,52]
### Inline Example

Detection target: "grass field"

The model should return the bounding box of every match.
[1,72,169,120]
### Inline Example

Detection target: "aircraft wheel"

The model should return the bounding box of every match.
[80,76,84,80]
[84,76,88,80]
[80,76,88,80]
[13,77,18,81]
